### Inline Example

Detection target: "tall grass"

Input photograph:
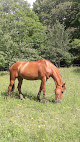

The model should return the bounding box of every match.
[0,67,80,142]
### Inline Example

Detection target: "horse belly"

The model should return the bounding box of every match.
[20,73,40,80]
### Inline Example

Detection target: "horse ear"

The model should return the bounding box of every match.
[62,82,66,89]
[63,82,66,86]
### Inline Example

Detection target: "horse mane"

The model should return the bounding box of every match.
[45,59,63,86]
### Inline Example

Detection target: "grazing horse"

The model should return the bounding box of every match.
[8,59,66,103]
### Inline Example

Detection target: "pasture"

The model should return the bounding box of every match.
[0,67,80,142]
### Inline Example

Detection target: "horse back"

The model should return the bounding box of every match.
[9,59,52,80]
[19,59,52,80]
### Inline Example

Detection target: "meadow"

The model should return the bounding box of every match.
[0,67,80,142]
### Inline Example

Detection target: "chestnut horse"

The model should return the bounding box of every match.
[8,59,66,103]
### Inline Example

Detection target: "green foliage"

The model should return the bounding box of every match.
[33,0,80,65]
[0,52,5,68]
[70,39,80,62]
[33,0,80,29]
[0,0,46,68]
[43,21,71,66]
[0,0,80,68]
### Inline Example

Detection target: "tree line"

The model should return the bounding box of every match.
[0,0,80,69]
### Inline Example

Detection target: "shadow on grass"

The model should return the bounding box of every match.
[23,92,55,103]
[48,99,55,103]
[1,90,37,102]
[1,90,55,103]
[1,90,8,99]
[1,90,19,100]
[23,92,37,101]
[72,67,80,74]
[0,71,8,76]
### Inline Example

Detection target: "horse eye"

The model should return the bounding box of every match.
[61,91,63,93]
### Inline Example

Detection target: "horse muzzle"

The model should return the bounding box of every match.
[55,99,62,103]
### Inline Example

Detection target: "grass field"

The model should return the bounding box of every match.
[0,67,80,142]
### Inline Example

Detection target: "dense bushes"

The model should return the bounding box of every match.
[0,0,80,69]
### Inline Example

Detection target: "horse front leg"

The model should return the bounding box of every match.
[37,77,46,103]
[17,77,24,100]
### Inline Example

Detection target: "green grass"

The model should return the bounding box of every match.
[0,67,80,142]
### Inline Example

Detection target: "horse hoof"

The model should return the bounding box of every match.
[37,96,40,102]
[43,99,47,104]
[20,94,24,100]
[37,98,40,102]
[55,99,61,103]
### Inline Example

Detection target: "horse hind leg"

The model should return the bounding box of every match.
[8,80,15,96]
[37,81,43,102]
[11,83,15,92]
[17,77,24,100]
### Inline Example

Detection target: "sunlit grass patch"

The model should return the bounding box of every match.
[0,67,80,142]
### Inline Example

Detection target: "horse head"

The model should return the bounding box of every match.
[55,82,66,103]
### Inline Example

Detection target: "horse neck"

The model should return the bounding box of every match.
[51,64,63,86]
